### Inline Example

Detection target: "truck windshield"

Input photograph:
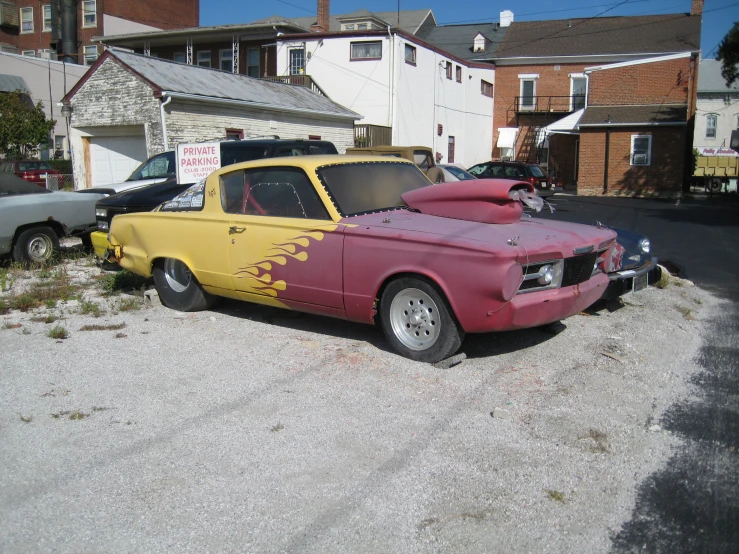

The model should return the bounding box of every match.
[317,162,430,216]
[127,151,176,181]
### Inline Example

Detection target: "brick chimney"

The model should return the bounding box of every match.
[311,0,330,32]
[691,0,703,16]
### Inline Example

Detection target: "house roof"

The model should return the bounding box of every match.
[492,14,700,60]
[0,73,30,93]
[66,49,360,121]
[579,104,687,127]
[255,9,434,35]
[423,23,508,61]
[95,21,308,44]
[698,59,739,93]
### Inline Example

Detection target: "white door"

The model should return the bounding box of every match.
[89,136,147,186]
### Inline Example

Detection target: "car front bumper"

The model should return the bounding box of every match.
[91,231,112,259]
[602,257,661,299]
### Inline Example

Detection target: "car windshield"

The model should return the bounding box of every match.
[127,151,176,181]
[18,162,52,171]
[445,166,476,180]
[529,165,546,178]
[317,162,430,216]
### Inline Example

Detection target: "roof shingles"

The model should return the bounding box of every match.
[579,104,687,127]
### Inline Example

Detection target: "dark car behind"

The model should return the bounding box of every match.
[467,161,562,198]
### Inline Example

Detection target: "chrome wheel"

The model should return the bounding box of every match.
[164,259,192,293]
[27,234,53,263]
[389,287,440,351]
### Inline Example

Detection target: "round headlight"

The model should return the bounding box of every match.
[638,237,651,254]
[537,264,554,285]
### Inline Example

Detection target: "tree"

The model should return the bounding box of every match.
[0,90,56,159]
[716,22,739,87]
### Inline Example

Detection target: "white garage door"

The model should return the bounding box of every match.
[89,136,147,186]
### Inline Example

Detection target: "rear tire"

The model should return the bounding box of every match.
[153,258,215,312]
[710,178,723,193]
[12,226,59,266]
[380,277,463,363]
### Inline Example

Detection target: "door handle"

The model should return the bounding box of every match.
[229,226,246,235]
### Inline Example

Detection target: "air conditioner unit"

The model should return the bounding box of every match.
[38,50,58,60]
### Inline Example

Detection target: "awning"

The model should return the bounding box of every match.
[497,127,518,149]
[0,74,30,93]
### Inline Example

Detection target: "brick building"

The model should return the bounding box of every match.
[478,4,702,196]
[0,0,198,65]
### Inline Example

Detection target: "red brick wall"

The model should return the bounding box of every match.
[492,63,588,161]
[578,127,686,196]
[587,57,691,106]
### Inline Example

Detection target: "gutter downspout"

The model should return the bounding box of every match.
[603,126,611,194]
[160,94,172,151]
[387,26,395,139]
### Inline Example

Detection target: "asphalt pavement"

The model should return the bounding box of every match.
[534,193,739,552]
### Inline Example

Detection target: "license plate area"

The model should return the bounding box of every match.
[633,273,648,292]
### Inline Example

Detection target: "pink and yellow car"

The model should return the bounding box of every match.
[109,155,617,363]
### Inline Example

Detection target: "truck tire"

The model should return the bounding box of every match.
[709,178,723,193]
[12,226,60,266]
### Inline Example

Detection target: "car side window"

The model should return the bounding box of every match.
[413,151,431,170]
[275,148,306,157]
[220,167,330,220]
[504,166,524,177]
[467,164,487,176]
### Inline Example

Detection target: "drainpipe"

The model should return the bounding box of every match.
[603,126,611,194]
[160,94,172,151]
[387,25,395,137]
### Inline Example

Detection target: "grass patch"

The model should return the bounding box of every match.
[79,322,126,332]
[270,422,285,433]
[115,297,144,312]
[0,297,9,315]
[0,267,14,291]
[48,325,69,339]
[99,270,150,295]
[655,268,670,289]
[44,299,57,309]
[37,267,53,279]
[79,299,104,318]
[51,410,89,420]
[546,489,566,503]
[7,270,79,312]
[30,314,57,324]
[675,305,695,320]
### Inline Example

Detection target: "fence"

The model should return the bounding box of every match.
[45,174,75,191]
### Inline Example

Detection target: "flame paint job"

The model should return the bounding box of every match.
[109,155,616,334]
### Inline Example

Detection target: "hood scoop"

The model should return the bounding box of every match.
[401,179,536,224]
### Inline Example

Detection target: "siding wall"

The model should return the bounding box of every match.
[165,102,356,153]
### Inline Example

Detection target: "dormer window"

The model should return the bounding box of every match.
[343,24,355,31]
[473,33,486,53]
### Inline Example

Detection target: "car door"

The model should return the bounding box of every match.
[221,166,344,309]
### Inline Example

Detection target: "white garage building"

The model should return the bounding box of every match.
[63,48,360,189]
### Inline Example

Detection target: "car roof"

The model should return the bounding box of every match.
[209,154,416,178]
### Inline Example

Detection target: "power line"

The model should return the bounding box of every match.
[273,0,315,15]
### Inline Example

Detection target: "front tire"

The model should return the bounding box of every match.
[380,277,463,363]
[13,226,60,266]
[153,258,215,312]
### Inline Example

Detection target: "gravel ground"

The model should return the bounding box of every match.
[0,253,719,553]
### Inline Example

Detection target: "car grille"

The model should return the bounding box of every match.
[562,252,598,287]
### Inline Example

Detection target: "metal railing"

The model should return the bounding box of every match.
[260,75,327,96]
[354,124,392,148]
[45,174,75,191]
[514,95,585,113]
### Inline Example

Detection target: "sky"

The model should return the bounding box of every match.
[200,0,738,58]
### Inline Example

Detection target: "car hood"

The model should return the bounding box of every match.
[341,210,616,263]
[97,179,189,208]
[92,176,169,195]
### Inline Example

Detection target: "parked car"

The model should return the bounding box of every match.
[345,145,445,183]
[467,161,562,197]
[438,163,477,182]
[91,139,339,258]
[0,160,62,188]
[0,173,104,265]
[89,150,178,196]
[600,226,662,299]
[108,155,619,363]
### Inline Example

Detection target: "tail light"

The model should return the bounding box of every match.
[527,176,537,185]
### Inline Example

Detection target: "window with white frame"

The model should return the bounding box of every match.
[357,23,367,30]
[481,80,494,97]
[404,44,416,65]
[247,48,259,77]
[43,5,51,32]
[219,49,233,72]
[350,41,381,60]
[630,135,652,166]
[81,0,96,27]
[456,65,462,82]
[289,48,305,74]
[20,7,33,33]
[83,45,98,65]
[570,74,587,111]
[197,51,211,67]
[705,114,717,139]
[445,61,452,80]
[519,74,538,110]
[22,50,36,57]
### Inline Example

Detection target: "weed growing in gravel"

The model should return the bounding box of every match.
[655,270,670,289]
[37,267,53,279]
[0,267,13,291]
[51,410,89,420]
[114,332,127,338]
[2,320,14,329]
[12,294,37,312]
[115,296,144,312]
[18,414,33,423]
[270,422,285,432]
[675,305,695,320]
[21,327,31,335]
[48,325,69,339]
[7,270,79,312]
[0,298,8,315]
[44,299,57,309]
[79,322,126,332]
[546,490,566,503]
[79,299,104,317]
[30,314,57,324]
[99,270,150,295]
